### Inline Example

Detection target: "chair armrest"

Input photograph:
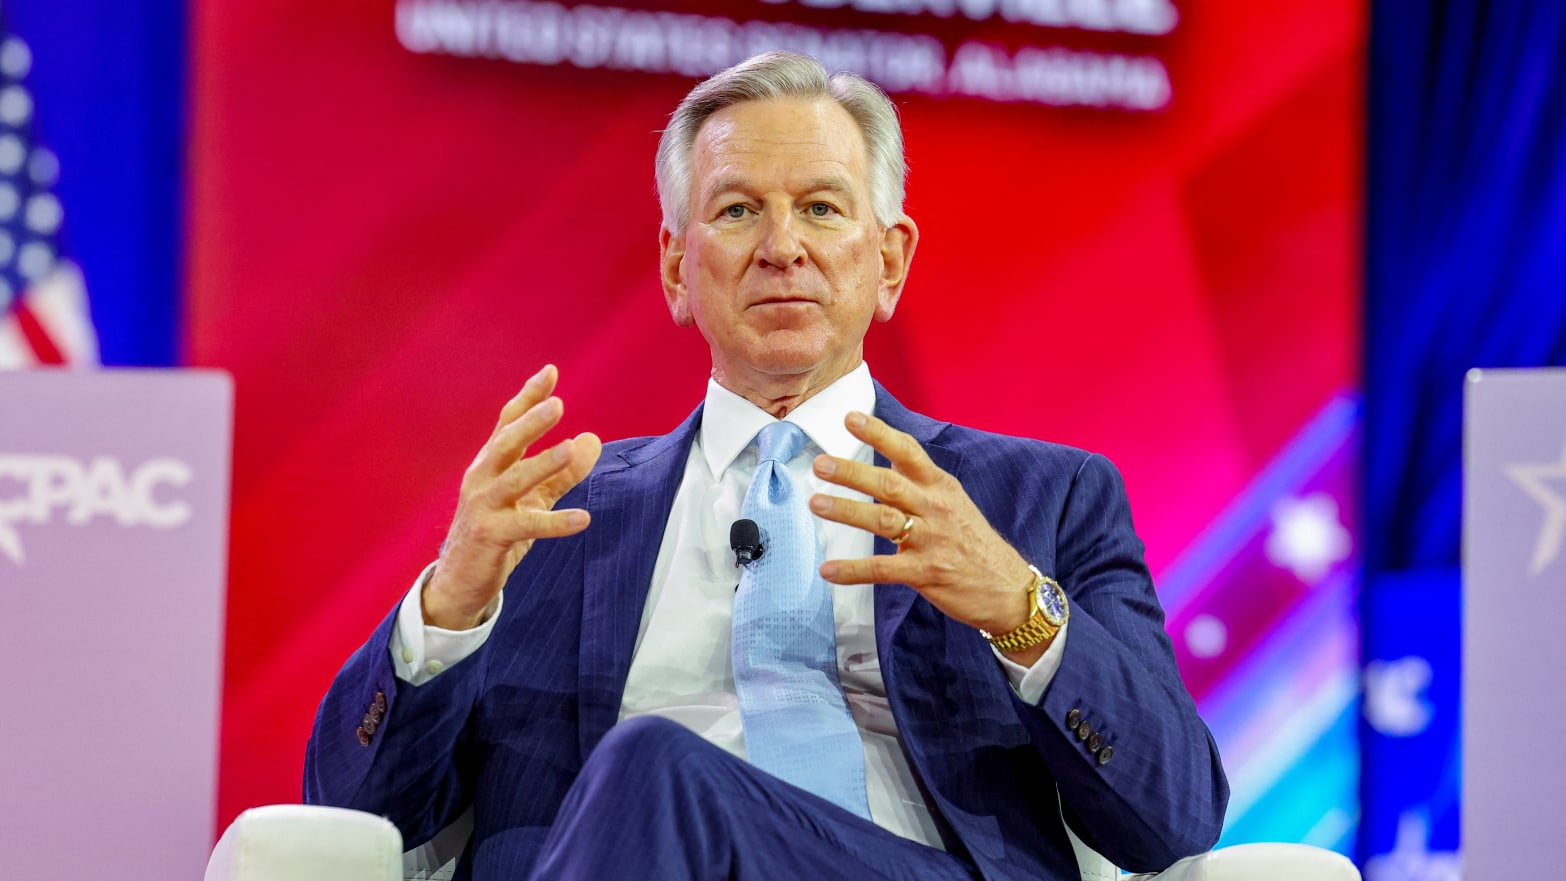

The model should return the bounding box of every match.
[1129,842,1362,881]
[205,804,403,881]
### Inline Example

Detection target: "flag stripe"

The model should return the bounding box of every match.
[11,299,65,365]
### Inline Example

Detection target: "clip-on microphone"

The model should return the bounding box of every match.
[730,518,764,566]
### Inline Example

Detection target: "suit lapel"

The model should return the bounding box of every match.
[574,386,955,755]
[577,405,702,759]
[869,385,964,691]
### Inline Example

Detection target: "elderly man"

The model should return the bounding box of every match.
[306,51,1227,881]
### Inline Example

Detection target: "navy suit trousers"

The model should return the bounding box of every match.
[529,716,981,881]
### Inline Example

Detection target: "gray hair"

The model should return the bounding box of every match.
[655,51,906,234]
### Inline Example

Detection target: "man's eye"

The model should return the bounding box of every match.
[809,203,834,217]
[724,205,748,219]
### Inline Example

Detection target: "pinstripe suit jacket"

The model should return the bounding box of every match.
[305,385,1228,881]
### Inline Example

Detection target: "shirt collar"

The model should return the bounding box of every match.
[701,362,876,479]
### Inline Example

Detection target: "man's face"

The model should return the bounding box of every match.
[659,97,916,399]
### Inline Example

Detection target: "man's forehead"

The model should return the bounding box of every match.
[691,97,869,185]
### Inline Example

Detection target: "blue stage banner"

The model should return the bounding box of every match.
[1359,569,1461,880]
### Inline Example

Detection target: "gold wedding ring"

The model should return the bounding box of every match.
[891,514,915,545]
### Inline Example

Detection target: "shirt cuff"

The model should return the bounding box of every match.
[992,617,1070,705]
[388,562,502,685]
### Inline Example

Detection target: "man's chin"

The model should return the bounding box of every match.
[742,335,835,373]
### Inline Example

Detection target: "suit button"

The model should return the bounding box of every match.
[357,727,371,747]
[1076,720,1092,741]
[375,692,388,713]
[363,713,378,735]
[1066,709,1082,729]
[1097,745,1114,765]
[1087,733,1103,752]
[370,704,385,724]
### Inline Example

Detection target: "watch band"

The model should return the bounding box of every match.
[981,566,1065,653]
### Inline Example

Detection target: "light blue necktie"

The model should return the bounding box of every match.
[731,421,871,819]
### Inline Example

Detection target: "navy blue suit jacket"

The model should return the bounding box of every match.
[305,386,1228,880]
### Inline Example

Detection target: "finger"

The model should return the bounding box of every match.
[844,411,943,484]
[514,506,592,540]
[809,494,913,541]
[812,454,919,511]
[819,554,917,586]
[486,438,578,506]
[477,396,564,480]
[493,364,559,436]
[533,432,603,506]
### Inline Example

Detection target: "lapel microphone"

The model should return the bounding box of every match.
[730,518,764,567]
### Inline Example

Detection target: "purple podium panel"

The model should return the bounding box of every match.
[1463,367,1566,876]
[0,370,232,880]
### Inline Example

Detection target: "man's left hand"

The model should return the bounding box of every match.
[809,411,1041,660]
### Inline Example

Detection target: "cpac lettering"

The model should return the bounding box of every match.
[0,454,194,529]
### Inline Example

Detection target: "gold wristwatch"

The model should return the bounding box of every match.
[980,565,1069,653]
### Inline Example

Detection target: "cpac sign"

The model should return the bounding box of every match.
[0,453,195,565]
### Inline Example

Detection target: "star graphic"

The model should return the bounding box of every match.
[1505,440,1566,576]
[1265,492,1352,583]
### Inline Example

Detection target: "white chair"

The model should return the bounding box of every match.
[204,804,402,881]
[206,802,1361,881]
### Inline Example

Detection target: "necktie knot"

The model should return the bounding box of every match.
[756,421,806,466]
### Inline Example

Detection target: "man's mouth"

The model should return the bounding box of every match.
[753,295,817,305]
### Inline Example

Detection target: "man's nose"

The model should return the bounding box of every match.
[755,210,806,269]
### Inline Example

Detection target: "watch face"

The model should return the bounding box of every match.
[1039,580,1069,625]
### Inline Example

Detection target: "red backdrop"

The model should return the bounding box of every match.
[188,0,1362,826]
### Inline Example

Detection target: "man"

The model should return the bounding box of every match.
[306,51,1227,881]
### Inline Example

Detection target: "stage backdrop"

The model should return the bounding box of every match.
[188,0,1364,852]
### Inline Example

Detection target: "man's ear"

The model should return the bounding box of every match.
[659,226,693,327]
[874,214,919,322]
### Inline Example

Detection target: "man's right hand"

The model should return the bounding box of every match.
[423,364,602,630]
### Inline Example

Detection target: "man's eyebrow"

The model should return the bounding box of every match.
[701,176,751,205]
[799,177,856,198]
[700,175,860,205]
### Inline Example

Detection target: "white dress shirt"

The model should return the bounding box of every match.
[388,363,1069,847]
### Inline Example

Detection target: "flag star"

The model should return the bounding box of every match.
[1504,440,1566,576]
[17,240,53,279]
[1265,492,1352,583]
[0,86,31,126]
[0,135,21,173]
[0,38,30,80]
[25,192,61,234]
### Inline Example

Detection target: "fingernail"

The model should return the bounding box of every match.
[553,443,572,463]
[846,411,867,429]
[820,562,839,579]
[567,510,589,527]
[531,364,552,383]
[809,495,830,513]
[814,456,836,476]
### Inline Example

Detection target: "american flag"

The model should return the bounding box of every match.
[0,24,97,368]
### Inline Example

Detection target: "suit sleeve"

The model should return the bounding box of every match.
[1012,453,1229,872]
[302,604,486,850]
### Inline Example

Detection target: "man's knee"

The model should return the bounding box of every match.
[580,715,709,787]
